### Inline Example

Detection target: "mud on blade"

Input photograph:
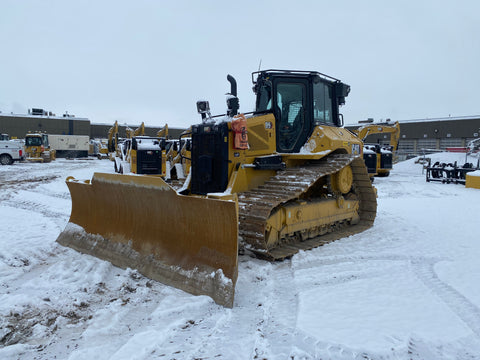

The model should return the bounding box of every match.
[57,173,238,307]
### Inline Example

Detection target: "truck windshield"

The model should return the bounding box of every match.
[26,137,42,146]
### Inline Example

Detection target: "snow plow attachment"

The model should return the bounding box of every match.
[57,173,238,307]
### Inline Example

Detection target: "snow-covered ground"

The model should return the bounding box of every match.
[1,153,480,360]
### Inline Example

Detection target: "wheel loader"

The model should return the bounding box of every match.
[57,70,377,307]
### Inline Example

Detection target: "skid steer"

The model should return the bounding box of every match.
[57,70,377,307]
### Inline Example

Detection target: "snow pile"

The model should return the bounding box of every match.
[468,170,480,177]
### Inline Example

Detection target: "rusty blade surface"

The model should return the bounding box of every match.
[57,172,238,307]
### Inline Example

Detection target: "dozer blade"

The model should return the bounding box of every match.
[57,173,238,307]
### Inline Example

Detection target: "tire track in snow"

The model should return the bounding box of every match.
[254,260,298,359]
[259,260,386,360]
[0,174,61,202]
[160,257,290,360]
[113,257,274,360]
[31,186,71,200]
[243,260,367,359]
[1,198,69,227]
[291,254,442,291]
[15,267,176,359]
[405,335,480,360]
[285,253,480,358]
[194,258,276,360]
[411,259,480,338]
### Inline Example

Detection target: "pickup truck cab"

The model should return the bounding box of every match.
[0,140,25,165]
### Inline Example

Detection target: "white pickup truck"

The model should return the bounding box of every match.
[0,140,25,165]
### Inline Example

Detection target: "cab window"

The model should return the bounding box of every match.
[313,81,334,126]
[256,83,272,112]
[26,137,42,146]
[276,82,306,152]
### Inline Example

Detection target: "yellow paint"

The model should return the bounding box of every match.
[466,173,480,189]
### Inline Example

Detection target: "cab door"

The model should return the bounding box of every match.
[272,78,311,153]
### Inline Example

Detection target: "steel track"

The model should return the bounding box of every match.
[238,154,377,260]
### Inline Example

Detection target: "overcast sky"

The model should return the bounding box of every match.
[1,0,479,128]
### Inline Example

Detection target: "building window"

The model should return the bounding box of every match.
[447,133,451,138]
[424,134,428,138]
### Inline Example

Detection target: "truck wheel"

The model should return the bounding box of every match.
[0,154,13,165]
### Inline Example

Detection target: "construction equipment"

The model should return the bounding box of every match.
[155,124,189,181]
[168,134,192,182]
[353,122,401,177]
[426,159,479,184]
[24,132,56,162]
[113,122,172,175]
[157,124,168,138]
[89,139,109,159]
[114,136,167,175]
[106,120,142,160]
[107,121,120,159]
[126,122,145,138]
[110,121,188,179]
[57,70,377,307]
[467,138,480,157]
[466,170,480,189]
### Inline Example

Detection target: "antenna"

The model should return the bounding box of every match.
[258,59,262,71]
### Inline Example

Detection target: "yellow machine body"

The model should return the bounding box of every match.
[24,132,56,163]
[354,122,401,177]
[57,70,377,307]
[57,174,238,307]
[466,172,480,189]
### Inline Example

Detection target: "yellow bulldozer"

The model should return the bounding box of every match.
[57,70,377,307]
[24,132,56,162]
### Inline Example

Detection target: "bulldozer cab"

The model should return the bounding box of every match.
[25,135,43,147]
[26,133,49,147]
[253,70,350,153]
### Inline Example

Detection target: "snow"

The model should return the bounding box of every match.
[1,155,480,359]
[135,138,162,150]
